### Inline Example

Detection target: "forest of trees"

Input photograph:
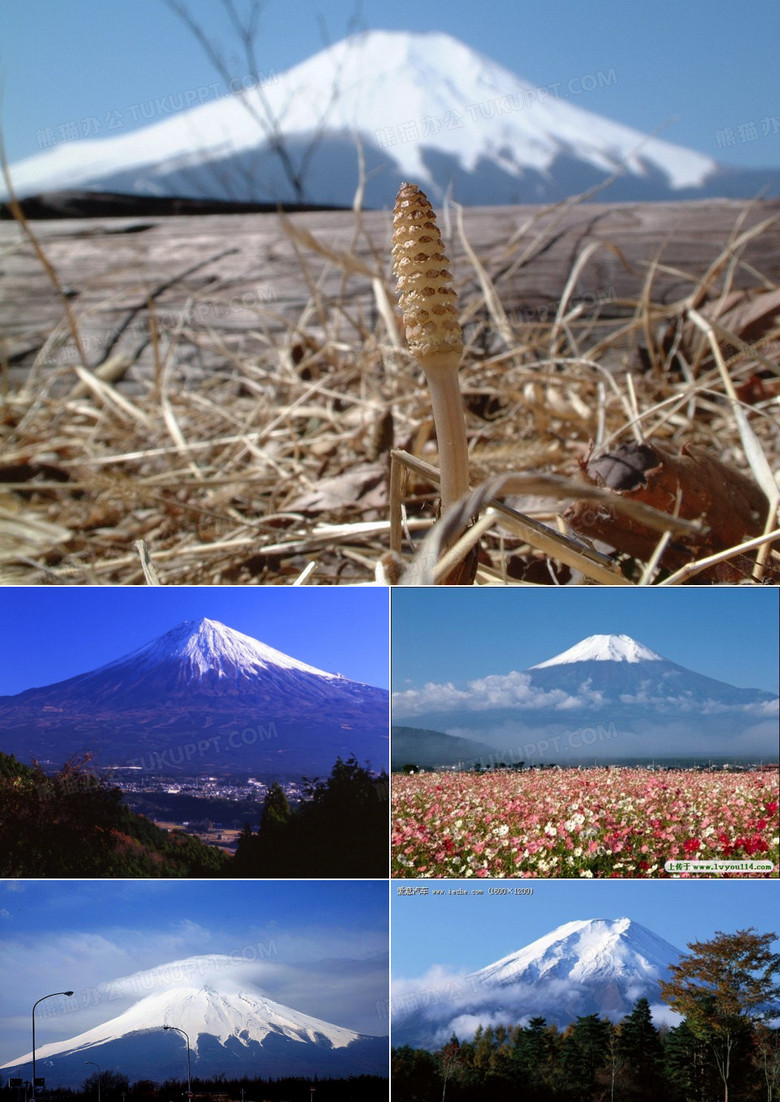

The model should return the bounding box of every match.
[393,1000,780,1102]
[232,755,388,877]
[0,753,228,877]
[0,752,388,878]
[394,928,780,1102]
[0,1073,388,1102]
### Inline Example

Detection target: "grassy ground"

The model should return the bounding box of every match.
[2,193,779,585]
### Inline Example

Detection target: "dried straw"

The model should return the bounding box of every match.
[2,188,778,585]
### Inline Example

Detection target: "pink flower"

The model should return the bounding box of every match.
[391,766,778,879]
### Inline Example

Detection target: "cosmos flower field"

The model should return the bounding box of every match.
[392,768,779,878]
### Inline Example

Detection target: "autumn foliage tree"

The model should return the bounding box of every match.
[660,927,780,1102]
[0,753,228,877]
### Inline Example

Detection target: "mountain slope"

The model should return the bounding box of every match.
[6,30,777,207]
[522,634,778,710]
[0,618,389,775]
[0,752,230,878]
[391,725,496,770]
[4,618,348,708]
[393,917,681,1048]
[1,964,387,1084]
[392,633,778,761]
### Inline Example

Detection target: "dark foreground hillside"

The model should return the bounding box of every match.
[0,753,229,877]
[0,752,388,878]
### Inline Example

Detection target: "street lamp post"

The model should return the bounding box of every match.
[163,1025,192,1102]
[31,991,74,1102]
[85,1061,101,1102]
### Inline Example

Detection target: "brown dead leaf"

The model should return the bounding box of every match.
[284,462,387,514]
[565,440,774,581]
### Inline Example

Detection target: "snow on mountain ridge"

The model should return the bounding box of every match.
[90,617,340,684]
[469,917,679,989]
[531,634,666,668]
[4,29,720,204]
[3,982,361,1068]
[391,916,683,1049]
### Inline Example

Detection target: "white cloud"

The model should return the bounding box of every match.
[393,671,608,717]
[391,964,674,1047]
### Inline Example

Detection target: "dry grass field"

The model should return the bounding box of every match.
[2,194,779,585]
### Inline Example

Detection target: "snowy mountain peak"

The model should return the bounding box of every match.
[469,916,680,991]
[531,634,665,668]
[4,28,730,207]
[2,968,366,1072]
[392,916,683,1049]
[0,614,389,775]
[99,617,339,683]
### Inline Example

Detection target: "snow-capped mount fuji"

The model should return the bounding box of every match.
[531,633,664,667]
[0,960,387,1085]
[523,633,778,711]
[0,618,388,775]
[392,632,778,761]
[114,617,342,685]
[469,918,678,991]
[5,30,777,208]
[392,917,681,1048]
[18,617,347,706]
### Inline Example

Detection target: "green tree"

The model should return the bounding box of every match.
[616,997,666,1099]
[252,780,293,876]
[297,755,388,877]
[660,928,780,1102]
[663,1019,714,1102]
[511,1017,558,1099]
[261,781,291,827]
[560,1014,612,1101]
[232,757,387,877]
[391,1045,439,1102]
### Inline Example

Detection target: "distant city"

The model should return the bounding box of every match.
[96,768,310,853]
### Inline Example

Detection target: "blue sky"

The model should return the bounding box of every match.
[391,587,779,695]
[0,586,389,695]
[391,878,779,977]
[0,879,389,1065]
[1,0,778,169]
